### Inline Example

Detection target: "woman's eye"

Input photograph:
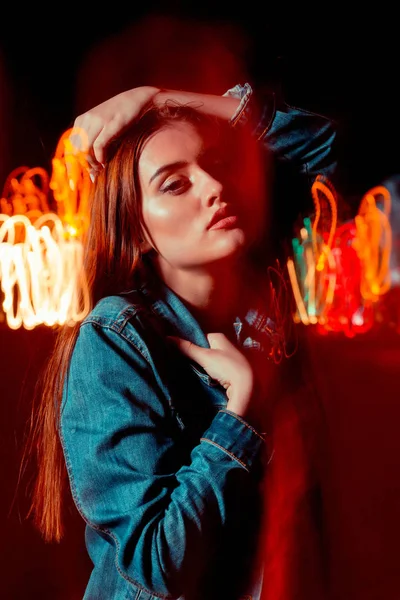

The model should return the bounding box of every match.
[160,178,190,195]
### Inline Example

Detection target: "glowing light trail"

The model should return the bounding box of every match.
[0,129,91,330]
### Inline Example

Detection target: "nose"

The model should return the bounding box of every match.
[201,170,223,207]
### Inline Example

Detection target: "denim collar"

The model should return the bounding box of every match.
[134,257,277,362]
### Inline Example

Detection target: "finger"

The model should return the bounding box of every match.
[92,116,131,165]
[168,336,209,365]
[68,131,84,154]
[89,168,98,183]
[67,119,105,176]
[63,125,97,184]
[64,148,97,189]
[63,155,79,191]
[207,332,233,351]
[66,123,93,154]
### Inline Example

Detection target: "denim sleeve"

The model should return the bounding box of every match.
[224,82,339,187]
[60,321,265,597]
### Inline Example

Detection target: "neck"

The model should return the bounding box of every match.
[153,255,253,335]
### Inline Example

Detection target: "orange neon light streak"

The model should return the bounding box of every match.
[50,126,92,237]
[286,177,393,336]
[311,175,338,272]
[0,129,91,330]
[353,185,392,301]
[287,177,339,328]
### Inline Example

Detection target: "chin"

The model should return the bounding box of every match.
[222,228,248,252]
[213,236,248,264]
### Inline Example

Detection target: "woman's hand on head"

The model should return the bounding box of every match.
[169,333,256,420]
[68,86,160,174]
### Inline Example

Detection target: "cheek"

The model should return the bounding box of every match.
[142,202,193,242]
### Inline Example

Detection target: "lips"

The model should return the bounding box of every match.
[207,206,233,229]
[209,215,239,230]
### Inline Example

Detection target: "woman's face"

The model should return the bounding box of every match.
[138,119,267,271]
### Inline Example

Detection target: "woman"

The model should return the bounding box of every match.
[29,84,336,599]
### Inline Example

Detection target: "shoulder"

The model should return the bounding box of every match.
[73,291,157,358]
[82,293,143,331]
[74,289,172,365]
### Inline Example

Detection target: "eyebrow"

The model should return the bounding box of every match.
[149,161,188,185]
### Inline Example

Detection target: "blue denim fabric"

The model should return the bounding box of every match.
[60,274,272,600]
[225,83,338,187]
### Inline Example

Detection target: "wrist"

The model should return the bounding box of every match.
[226,375,269,435]
[125,86,160,108]
[226,377,254,417]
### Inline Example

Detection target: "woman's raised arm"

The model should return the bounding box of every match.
[70,85,242,172]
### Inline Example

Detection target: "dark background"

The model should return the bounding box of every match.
[1,5,399,195]
[1,4,400,599]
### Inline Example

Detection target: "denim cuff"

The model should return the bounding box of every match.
[223,82,276,139]
[201,409,266,471]
[223,82,253,127]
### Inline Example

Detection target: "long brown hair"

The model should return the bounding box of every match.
[26,103,220,542]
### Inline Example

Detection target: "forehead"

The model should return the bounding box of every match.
[140,121,206,166]
[139,118,237,168]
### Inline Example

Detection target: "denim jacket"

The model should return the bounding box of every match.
[60,86,337,599]
[61,269,271,600]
